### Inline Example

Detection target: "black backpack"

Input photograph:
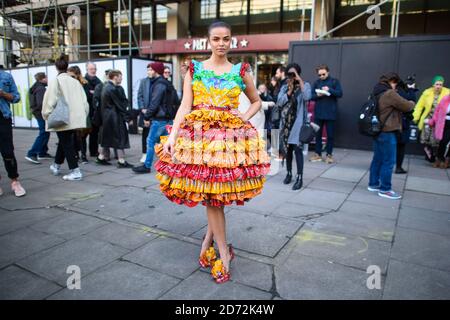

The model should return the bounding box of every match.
[358,93,395,137]
[358,94,380,137]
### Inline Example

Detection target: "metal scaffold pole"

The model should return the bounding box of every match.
[87,0,91,60]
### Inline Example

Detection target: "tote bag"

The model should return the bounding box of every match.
[47,78,70,129]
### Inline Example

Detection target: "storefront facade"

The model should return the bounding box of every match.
[141,32,307,92]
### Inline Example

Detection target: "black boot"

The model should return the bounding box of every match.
[283,171,292,184]
[292,174,303,190]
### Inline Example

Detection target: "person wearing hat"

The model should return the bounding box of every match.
[413,75,450,164]
[133,61,173,174]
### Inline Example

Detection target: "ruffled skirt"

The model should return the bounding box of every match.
[154,108,271,207]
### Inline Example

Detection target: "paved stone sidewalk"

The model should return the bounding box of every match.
[0,129,449,300]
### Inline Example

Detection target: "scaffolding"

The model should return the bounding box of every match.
[0,0,177,67]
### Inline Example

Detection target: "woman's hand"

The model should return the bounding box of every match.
[163,134,176,156]
[232,109,249,122]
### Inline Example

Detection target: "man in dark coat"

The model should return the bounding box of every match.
[133,62,173,174]
[310,64,343,164]
[85,62,102,157]
[137,64,153,163]
[98,70,133,168]
[25,72,51,164]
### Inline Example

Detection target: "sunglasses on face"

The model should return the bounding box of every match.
[318,73,326,77]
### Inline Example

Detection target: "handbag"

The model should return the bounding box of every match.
[299,122,315,144]
[299,98,316,144]
[47,78,70,129]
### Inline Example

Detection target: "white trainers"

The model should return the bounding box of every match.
[139,154,147,163]
[11,180,26,197]
[63,169,83,181]
[50,163,61,176]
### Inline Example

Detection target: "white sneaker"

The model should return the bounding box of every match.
[63,169,83,181]
[139,154,147,163]
[50,163,61,176]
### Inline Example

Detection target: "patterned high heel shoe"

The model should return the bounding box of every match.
[211,259,231,284]
[211,245,234,284]
[198,236,216,268]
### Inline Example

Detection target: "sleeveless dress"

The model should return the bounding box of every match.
[154,60,271,207]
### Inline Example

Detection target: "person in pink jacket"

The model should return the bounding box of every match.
[429,94,450,169]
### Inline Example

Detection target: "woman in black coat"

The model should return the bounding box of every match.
[98,70,133,168]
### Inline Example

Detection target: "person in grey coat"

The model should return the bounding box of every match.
[277,63,311,190]
[137,64,153,163]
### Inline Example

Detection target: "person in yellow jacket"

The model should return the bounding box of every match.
[413,76,450,163]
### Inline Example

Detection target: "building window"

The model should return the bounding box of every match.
[284,0,313,11]
[250,0,280,15]
[201,0,217,19]
[134,7,152,26]
[339,0,377,6]
[157,5,168,23]
[220,0,248,17]
[249,0,281,34]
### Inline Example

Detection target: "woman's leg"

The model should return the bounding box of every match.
[437,121,450,161]
[396,142,406,169]
[199,224,214,258]
[57,130,79,170]
[207,205,231,272]
[294,145,304,175]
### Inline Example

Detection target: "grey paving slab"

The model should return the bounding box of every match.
[259,176,313,194]
[287,189,348,210]
[14,179,49,191]
[339,201,398,220]
[0,228,65,268]
[160,270,272,300]
[82,171,135,185]
[398,206,450,236]
[307,210,396,242]
[347,186,401,209]
[126,200,208,236]
[17,236,129,286]
[402,191,450,213]
[87,223,158,250]
[48,261,180,300]
[391,227,450,272]
[123,237,199,279]
[219,256,273,292]
[407,166,450,180]
[0,265,62,300]
[72,186,162,219]
[272,202,332,220]
[276,253,382,300]
[307,178,357,194]
[192,209,303,258]
[291,226,391,273]
[405,176,450,196]
[236,186,297,214]
[0,182,108,211]
[320,166,367,183]
[0,208,64,236]
[30,212,109,240]
[383,259,450,300]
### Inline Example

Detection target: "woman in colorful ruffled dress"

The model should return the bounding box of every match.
[154,21,270,284]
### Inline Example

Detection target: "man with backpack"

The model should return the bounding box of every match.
[132,62,178,174]
[367,73,414,200]
[25,72,52,164]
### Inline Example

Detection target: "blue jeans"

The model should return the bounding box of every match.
[27,118,50,157]
[369,132,397,192]
[144,120,172,169]
[314,119,335,156]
